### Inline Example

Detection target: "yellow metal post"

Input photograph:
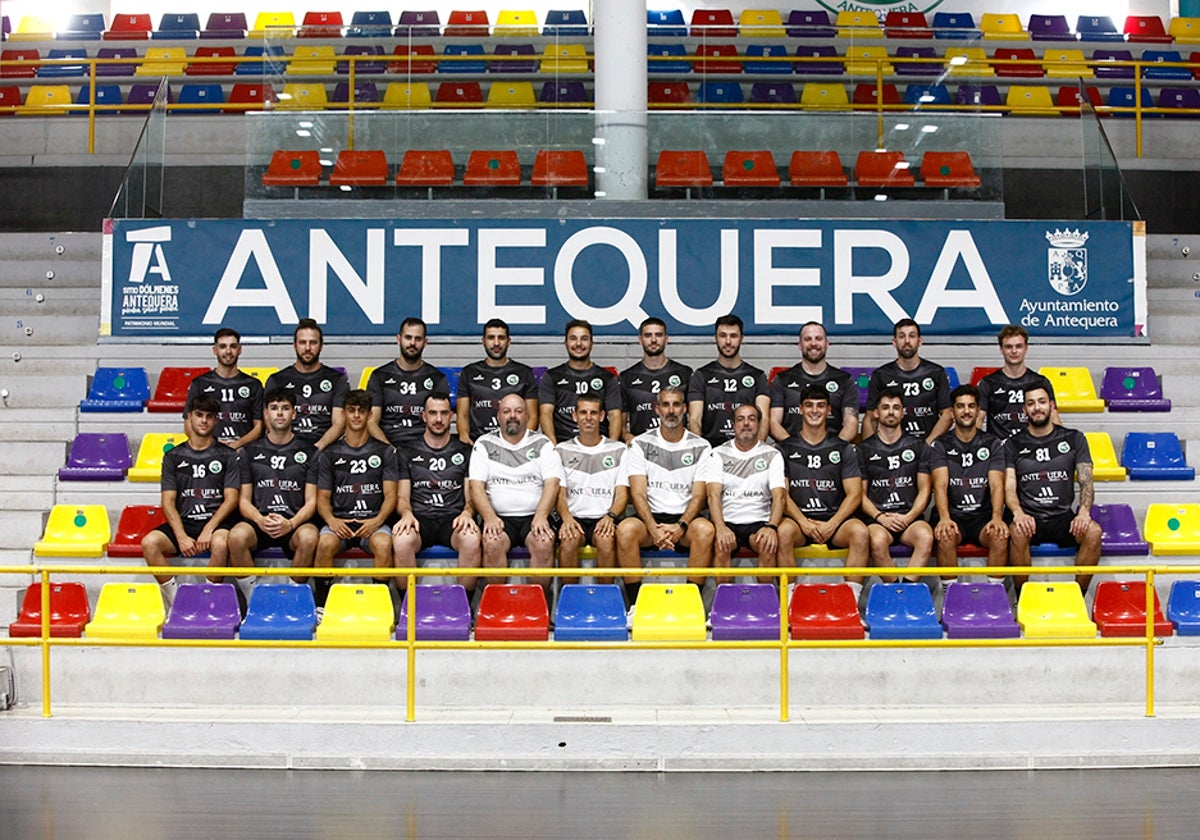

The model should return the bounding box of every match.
[87,62,97,154]
[406,572,417,722]
[1145,569,1156,718]
[40,569,52,717]
[779,572,789,722]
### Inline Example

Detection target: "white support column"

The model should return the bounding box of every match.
[593,0,648,199]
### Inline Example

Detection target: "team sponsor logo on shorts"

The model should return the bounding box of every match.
[507,374,520,386]
[902,449,915,462]
[1058,441,1071,454]
[320,379,332,392]
[295,451,307,464]
[238,386,250,398]
[368,455,382,468]
[451,452,465,466]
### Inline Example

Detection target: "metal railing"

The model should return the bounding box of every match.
[1,562,1184,722]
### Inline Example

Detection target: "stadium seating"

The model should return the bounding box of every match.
[490,44,536,74]
[853,83,900,107]
[1057,85,1103,114]
[486,81,537,108]
[445,10,488,37]
[941,582,1020,639]
[1076,16,1124,42]
[127,432,185,482]
[38,50,87,79]
[1,50,40,79]
[225,83,275,112]
[1121,432,1195,480]
[553,584,627,641]
[316,583,395,642]
[1124,15,1172,43]
[331,81,379,106]
[248,11,296,38]
[495,10,538,36]
[123,83,173,115]
[188,47,236,76]
[696,81,743,104]
[104,14,153,40]
[690,9,737,37]
[722,150,780,187]
[540,43,589,73]
[787,10,835,38]
[895,47,940,76]
[381,82,432,110]
[787,583,863,639]
[1102,366,1170,411]
[1170,17,1200,44]
[1092,581,1172,637]
[540,81,589,105]
[107,504,165,557]
[1044,49,1092,78]
[347,11,392,38]
[531,150,588,188]
[277,83,327,110]
[1085,431,1126,480]
[945,48,993,77]
[1016,582,1096,638]
[800,82,849,110]
[286,45,336,75]
[788,151,848,189]
[695,44,742,74]
[739,10,786,37]
[958,84,1003,111]
[434,79,483,107]
[654,150,713,189]
[79,367,149,412]
[162,583,241,639]
[0,86,23,113]
[981,13,1029,40]
[463,150,521,186]
[21,85,73,113]
[85,583,165,640]
[709,583,780,640]
[1006,85,1057,115]
[631,583,706,641]
[647,9,687,37]
[9,582,91,638]
[1141,50,1192,80]
[920,151,980,189]
[647,43,690,74]
[1093,49,1136,80]
[648,82,691,105]
[396,10,441,37]
[844,45,893,75]
[390,45,437,74]
[933,12,981,40]
[201,13,248,39]
[748,82,797,105]
[865,582,942,639]
[239,583,317,640]
[1144,503,1200,554]
[543,10,589,37]
[1167,581,1200,635]
[297,11,343,38]
[744,44,790,74]
[59,432,132,481]
[330,150,389,187]
[1091,504,1150,556]
[1159,87,1200,114]
[1038,367,1104,411]
[235,46,285,77]
[61,13,107,40]
[396,584,471,641]
[395,150,455,187]
[885,12,932,39]
[475,583,550,640]
[154,14,200,40]
[836,10,881,38]
[263,150,322,187]
[855,151,915,188]
[793,45,843,75]
[993,48,1043,79]
[1107,86,1156,116]
[441,44,486,74]
[137,46,188,76]
[1029,14,1074,41]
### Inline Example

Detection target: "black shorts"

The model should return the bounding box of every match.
[861,512,906,545]
[801,517,853,551]
[1032,510,1081,549]
[501,514,538,548]
[418,515,459,551]
[244,522,303,554]
[152,517,232,553]
[936,510,992,548]
[563,516,603,545]
[727,521,767,553]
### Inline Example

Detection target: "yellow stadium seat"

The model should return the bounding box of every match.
[981,13,1030,40]
[249,11,297,38]
[1017,582,1096,638]
[738,10,786,37]
[794,545,850,561]
[33,505,111,558]
[540,44,589,74]
[9,16,55,41]
[277,84,328,110]
[495,10,540,37]
[381,83,432,110]
[85,583,165,640]
[631,583,707,641]
[356,366,376,389]
[800,83,850,110]
[1039,367,1105,411]
[136,47,188,76]
[486,81,537,108]
[845,45,894,76]
[241,367,278,387]
[127,432,185,482]
[1044,48,1093,79]
[1084,432,1126,481]
[287,45,336,75]
[1144,503,1200,555]
[20,85,72,113]
[945,48,994,77]
[1169,17,1200,44]
[315,583,395,642]
[836,11,882,38]
[1006,85,1057,115]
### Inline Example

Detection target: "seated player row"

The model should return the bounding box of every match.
[143,368,1096,610]
[181,314,1060,454]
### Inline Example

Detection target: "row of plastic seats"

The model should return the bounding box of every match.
[2,11,593,43]
[13,578,1200,643]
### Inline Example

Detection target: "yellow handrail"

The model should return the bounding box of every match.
[1,561,1184,722]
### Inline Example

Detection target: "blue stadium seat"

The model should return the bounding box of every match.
[153,14,200,39]
[865,582,942,639]
[72,84,122,114]
[648,43,690,74]
[647,10,688,37]
[553,584,627,641]
[178,83,224,114]
[1076,16,1125,42]
[61,13,106,40]
[79,367,149,412]
[440,44,486,74]
[347,11,392,37]
[235,46,286,77]
[904,83,951,108]
[39,49,87,78]
[1107,86,1155,117]
[696,81,743,104]
[239,583,317,641]
[1121,432,1195,480]
[1167,581,1200,635]
[543,10,589,37]
[1141,50,1192,80]
[932,12,981,39]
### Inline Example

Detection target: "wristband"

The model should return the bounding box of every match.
[761,523,778,531]
[677,519,689,533]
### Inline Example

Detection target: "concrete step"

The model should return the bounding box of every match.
[0,314,101,346]
[0,375,87,408]
[0,474,57,511]
[0,509,48,549]
[0,441,69,474]
[0,288,101,318]
[0,405,78,433]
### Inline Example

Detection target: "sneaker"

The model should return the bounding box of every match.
[625,605,635,630]
[160,578,179,609]
[314,606,325,625]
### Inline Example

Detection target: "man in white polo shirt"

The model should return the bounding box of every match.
[556,394,629,574]
[469,393,563,590]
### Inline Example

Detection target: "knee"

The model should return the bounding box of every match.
[690,518,715,542]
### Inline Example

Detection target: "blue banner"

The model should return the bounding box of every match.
[102,218,1143,339]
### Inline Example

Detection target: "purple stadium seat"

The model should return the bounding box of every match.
[956,84,1004,109]
[539,80,588,104]
[895,46,940,76]
[842,366,873,411]
[865,582,942,639]
[123,83,172,115]
[338,44,386,75]
[163,583,241,639]
[1092,504,1151,556]
[58,432,132,481]
[96,47,138,77]
[794,44,843,75]
[1029,14,1075,41]
[201,13,247,39]
[1101,367,1171,411]
[787,10,836,38]
[396,10,441,37]
[395,584,471,641]
[749,82,797,104]
[553,584,627,641]
[941,582,1019,639]
[710,583,781,640]
[1159,87,1200,115]
[1093,49,1135,79]
[491,43,536,73]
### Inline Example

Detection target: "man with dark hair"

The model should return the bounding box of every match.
[555,394,629,573]
[618,317,692,442]
[265,318,349,450]
[863,318,952,444]
[769,321,859,442]
[366,316,449,448]
[858,386,934,588]
[392,391,480,595]
[456,318,538,445]
[977,324,1060,439]
[931,384,1008,579]
[313,389,400,602]
[777,385,870,587]
[470,393,563,592]
[226,387,320,596]
[687,314,770,447]
[700,402,786,581]
[1005,385,1101,591]
[141,393,240,605]
[184,327,264,449]
[538,319,622,444]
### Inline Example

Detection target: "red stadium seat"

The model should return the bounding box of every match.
[463,150,521,186]
[187,46,236,76]
[104,13,153,40]
[884,12,932,38]
[298,11,343,38]
[107,505,166,557]
[147,366,209,412]
[648,82,692,105]
[9,582,91,638]
[690,9,737,37]
[856,150,915,187]
[225,83,276,112]
[1124,15,1172,43]
[445,10,490,37]
[390,45,437,75]
[262,150,322,187]
[920,151,981,188]
[435,81,484,106]
[655,150,713,188]
[531,150,588,187]
[396,150,456,186]
[330,150,389,186]
[788,151,848,187]
[722,150,780,187]
[1,50,40,79]
[695,44,742,74]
